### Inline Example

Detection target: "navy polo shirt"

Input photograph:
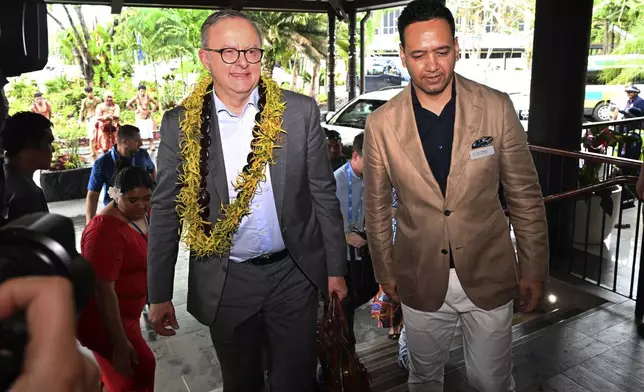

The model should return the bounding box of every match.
[88,146,156,205]
[411,81,457,268]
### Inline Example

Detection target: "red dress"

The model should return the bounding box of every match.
[77,215,155,392]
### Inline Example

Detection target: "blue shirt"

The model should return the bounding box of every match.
[87,146,156,205]
[214,88,286,262]
[333,162,364,235]
[626,95,644,112]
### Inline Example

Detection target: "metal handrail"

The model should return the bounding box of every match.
[582,116,644,128]
[528,145,642,169]
[542,176,639,204]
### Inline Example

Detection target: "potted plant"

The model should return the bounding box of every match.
[573,128,636,244]
[40,140,91,202]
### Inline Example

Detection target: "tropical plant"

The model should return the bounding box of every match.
[50,140,86,171]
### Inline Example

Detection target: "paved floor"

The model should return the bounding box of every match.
[46,193,644,392]
[52,199,387,392]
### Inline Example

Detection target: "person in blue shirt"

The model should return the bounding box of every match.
[613,85,644,119]
[85,124,156,223]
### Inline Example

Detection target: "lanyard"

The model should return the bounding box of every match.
[110,147,135,168]
[346,162,363,225]
[128,214,150,237]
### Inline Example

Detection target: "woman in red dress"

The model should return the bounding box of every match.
[77,166,155,392]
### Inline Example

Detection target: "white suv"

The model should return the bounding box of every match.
[322,87,403,145]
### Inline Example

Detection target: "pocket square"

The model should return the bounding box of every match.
[472,136,493,149]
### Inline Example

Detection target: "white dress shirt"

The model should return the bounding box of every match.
[214,88,286,262]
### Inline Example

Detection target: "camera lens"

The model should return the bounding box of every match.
[0,213,94,391]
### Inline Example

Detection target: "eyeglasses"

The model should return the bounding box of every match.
[203,47,264,64]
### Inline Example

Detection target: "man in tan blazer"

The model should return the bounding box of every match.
[363,1,549,391]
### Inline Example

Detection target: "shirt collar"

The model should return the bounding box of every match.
[110,146,134,162]
[411,77,457,110]
[213,87,260,117]
[346,161,362,180]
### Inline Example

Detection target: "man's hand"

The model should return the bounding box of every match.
[0,277,101,392]
[346,232,367,248]
[328,277,348,302]
[380,282,400,304]
[149,301,179,336]
[519,278,544,313]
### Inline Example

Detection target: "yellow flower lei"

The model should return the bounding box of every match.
[176,74,286,258]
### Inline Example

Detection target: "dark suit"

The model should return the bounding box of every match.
[147,90,346,391]
[1,164,48,225]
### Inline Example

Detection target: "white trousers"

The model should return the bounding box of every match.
[402,269,516,392]
[86,117,97,139]
[136,117,154,139]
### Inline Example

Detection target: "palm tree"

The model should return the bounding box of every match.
[248,12,328,80]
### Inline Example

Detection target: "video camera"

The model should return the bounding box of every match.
[0,213,95,391]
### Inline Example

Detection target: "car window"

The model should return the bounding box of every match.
[332,99,386,129]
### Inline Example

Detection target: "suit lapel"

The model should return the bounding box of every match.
[445,75,483,203]
[391,85,444,200]
[269,114,287,224]
[209,101,229,206]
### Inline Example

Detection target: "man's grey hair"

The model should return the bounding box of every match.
[200,10,263,48]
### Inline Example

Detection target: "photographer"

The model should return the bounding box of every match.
[0,277,101,392]
[1,112,53,225]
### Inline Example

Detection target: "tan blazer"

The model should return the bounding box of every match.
[363,74,549,312]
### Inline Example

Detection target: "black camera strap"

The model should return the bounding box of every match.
[0,152,13,227]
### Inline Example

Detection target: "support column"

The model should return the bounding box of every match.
[360,12,371,95]
[347,9,357,101]
[527,0,593,258]
[327,9,336,112]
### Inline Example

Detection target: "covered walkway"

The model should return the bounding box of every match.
[39,0,644,390]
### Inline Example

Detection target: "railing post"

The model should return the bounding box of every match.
[636,227,644,320]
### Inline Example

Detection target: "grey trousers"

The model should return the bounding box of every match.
[209,255,318,392]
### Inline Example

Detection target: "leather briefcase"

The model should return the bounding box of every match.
[316,293,371,392]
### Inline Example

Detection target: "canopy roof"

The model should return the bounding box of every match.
[44,0,413,16]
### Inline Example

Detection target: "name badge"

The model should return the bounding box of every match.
[470,145,495,160]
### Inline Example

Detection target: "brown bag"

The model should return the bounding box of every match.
[316,293,371,392]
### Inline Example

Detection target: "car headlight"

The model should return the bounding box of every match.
[518,110,529,120]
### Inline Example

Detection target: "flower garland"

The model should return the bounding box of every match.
[176,74,286,258]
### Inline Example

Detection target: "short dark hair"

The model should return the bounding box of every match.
[84,86,93,93]
[114,166,154,195]
[34,92,43,98]
[0,112,53,156]
[325,129,341,141]
[352,132,364,156]
[138,85,146,90]
[398,0,456,48]
[117,124,140,141]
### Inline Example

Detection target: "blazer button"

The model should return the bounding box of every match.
[441,249,448,255]
[444,210,451,216]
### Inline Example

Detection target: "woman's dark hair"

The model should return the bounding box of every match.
[114,166,154,195]
[398,0,456,48]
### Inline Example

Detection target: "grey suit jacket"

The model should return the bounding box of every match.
[147,90,347,326]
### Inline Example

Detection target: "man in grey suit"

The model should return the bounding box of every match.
[147,10,348,392]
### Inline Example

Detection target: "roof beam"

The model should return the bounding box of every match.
[111,0,123,13]
[350,0,411,12]
[45,0,333,12]
[327,0,348,20]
